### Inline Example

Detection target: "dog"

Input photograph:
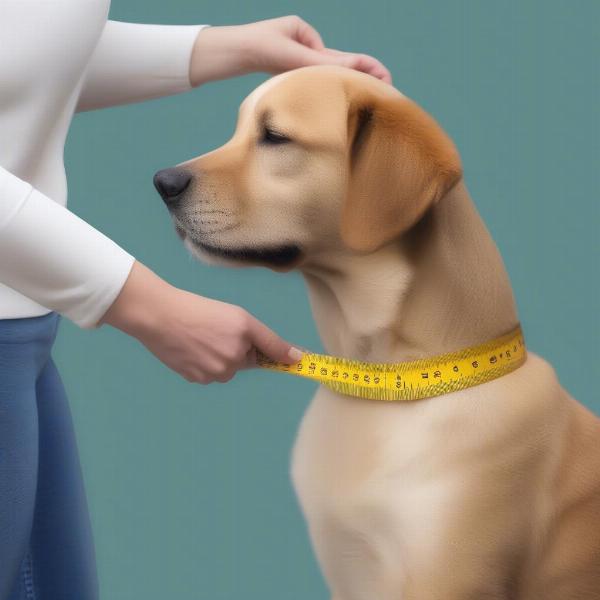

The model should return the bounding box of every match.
[153,65,600,599]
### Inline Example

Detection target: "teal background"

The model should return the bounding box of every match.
[55,1,598,598]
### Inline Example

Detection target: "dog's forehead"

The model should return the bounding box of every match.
[240,70,295,113]
[239,68,348,126]
[238,67,404,130]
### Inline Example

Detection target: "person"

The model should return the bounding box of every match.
[0,5,391,598]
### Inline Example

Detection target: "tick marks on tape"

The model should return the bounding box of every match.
[256,325,526,402]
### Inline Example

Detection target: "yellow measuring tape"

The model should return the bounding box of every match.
[257,324,526,402]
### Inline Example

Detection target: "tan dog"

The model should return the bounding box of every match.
[154,65,600,599]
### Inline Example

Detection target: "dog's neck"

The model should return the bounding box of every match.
[300,180,519,363]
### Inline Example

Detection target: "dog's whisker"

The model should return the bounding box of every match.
[191,218,220,225]
[195,209,234,215]
[200,222,241,235]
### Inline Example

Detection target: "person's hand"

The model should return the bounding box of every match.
[99,261,304,384]
[189,15,392,87]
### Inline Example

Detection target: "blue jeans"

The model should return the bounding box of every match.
[0,312,98,600]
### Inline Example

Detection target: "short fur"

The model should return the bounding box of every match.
[158,65,600,599]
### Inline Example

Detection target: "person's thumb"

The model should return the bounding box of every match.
[248,316,304,364]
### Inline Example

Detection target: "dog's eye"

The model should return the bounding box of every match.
[261,127,291,145]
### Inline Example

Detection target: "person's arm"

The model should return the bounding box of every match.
[75,20,210,113]
[0,165,135,328]
[76,16,392,113]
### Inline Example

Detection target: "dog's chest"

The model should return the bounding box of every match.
[290,387,463,547]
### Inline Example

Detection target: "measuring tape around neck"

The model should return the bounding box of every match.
[256,324,526,402]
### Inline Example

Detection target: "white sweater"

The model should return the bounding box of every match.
[0,0,207,328]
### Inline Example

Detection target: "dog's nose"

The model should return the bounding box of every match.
[153,168,192,206]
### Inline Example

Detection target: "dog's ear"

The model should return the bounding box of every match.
[341,85,462,252]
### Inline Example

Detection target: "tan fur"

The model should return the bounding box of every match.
[165,65,600,599]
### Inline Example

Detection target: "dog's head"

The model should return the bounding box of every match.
[154,65,462,271]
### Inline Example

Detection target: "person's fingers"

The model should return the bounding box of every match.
[247,316,304,364]
[277,44,340,72]
[349,55,392,83]
[278,43,392,84]
[288,16,325,51]
[319,48,393,83]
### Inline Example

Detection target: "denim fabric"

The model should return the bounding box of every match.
[0,312,98,600]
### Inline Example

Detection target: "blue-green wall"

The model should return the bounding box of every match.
[55,1,599,598]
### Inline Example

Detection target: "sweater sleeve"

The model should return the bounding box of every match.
[75,20,210,112]
[0,166,135,329]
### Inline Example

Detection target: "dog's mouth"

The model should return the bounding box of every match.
[173,219,303,269]
[194,239,303,268]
